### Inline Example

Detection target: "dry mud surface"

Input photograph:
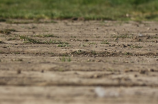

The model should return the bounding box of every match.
[0,20,158,104]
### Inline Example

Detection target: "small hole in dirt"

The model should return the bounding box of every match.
[150,69,155,72]
[17,69,21,74]
[41,70,44,73]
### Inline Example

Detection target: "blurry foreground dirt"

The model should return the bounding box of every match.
[0,20,158,104]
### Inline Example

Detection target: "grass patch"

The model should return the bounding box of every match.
[124,52,133,55]
[0,29,16,35]
[0,18,6,22]
[71,36,76,38]
[60,56,71,62]
[46,40,68,44]
[112,34,133,39]
[130,45,143,48]
[7,37,18,41]
[14,52,20,54]
[89,42,97,45]
[0,0,158,21]
[20,36,42,44]
[6,20,57,24]
[34,34,59,38]
[20,36,69,45]
[91,51,97,55]
[58,44,69,47]
[0,40,4,43]
[101,40,109,44]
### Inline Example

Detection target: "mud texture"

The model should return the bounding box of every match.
[0,20,158,104]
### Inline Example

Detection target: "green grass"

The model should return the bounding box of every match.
[0,29,16,34]
[34,34,59,38]
[7,37,17,41]
[0,0,158,21]
[130,45,143,48]
[20,36,42,44]
[20,36,69,45]
[0,40,4,44]
[58,44,70,47]
[6,20,57,24]
[101,40,109,44]
[60,56,71,62]
[112,34,133,39]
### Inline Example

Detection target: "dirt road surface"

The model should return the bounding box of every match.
[0,20,158,104]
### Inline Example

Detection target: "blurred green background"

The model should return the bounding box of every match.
[0,0,158,21]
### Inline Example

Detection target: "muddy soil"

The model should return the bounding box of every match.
[0,20,158,104]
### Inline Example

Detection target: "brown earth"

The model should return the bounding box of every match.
[0,20,158,104]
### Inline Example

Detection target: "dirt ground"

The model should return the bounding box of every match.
[0,20,158,104]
